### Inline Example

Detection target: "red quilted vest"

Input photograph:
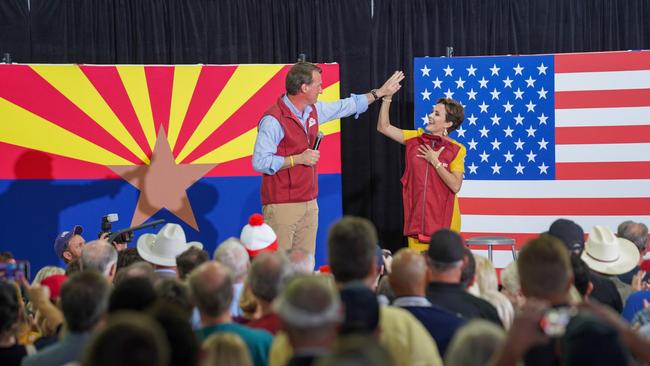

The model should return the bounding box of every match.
[401,134,460,241]
[260,97,319,205]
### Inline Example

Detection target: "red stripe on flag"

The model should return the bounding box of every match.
[459,197,650,216]
[556,125,650,144]
[555,51,650,73]
[145,66,174,135]
[172,65,237,157]
[555,89,650,109]
[555,162,650,180]
[80,66,152,159]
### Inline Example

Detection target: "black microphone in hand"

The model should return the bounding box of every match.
[313,132,324,150]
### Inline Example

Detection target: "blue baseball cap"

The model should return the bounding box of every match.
[53,225,83,260]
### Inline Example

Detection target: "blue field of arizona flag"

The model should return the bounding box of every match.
[0,63,343,274]
[415,51,650,267]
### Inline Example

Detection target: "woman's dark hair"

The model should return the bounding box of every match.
[437,97,464,132]
[570,254,591,296]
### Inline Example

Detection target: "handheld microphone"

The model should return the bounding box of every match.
[313,132,324,150]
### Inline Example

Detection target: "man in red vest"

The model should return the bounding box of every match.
[252,62,402,255]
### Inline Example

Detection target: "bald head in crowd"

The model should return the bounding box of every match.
[81,240,117,281]
[389,248,428,297]
[188,262,233,319]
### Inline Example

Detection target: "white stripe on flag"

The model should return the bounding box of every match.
[460,180,650,198]
[460,215,650,234]
[555,107,650,127]
[555,70,650,91]
[556,143,650,163]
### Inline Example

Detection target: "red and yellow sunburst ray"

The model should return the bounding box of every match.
[171,66,237,157]
[144,66,175,146]
[180,65,292,163]
[168,65,202,150]
[193,81,342,164]
[30,65,150,164]
[175,65,285,163]
[183,64,341,165]
[79,65,154,159]
[115,65,159,154]
[0,63,341,174]
[0,97,132,165]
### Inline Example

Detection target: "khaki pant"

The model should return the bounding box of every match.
[263,199,319,254]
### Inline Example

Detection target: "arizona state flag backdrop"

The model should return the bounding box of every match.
[0,63,343,274]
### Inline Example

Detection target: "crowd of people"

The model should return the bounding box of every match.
[1,213,650,365]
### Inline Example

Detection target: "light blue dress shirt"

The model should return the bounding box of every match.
[252,94,368,175]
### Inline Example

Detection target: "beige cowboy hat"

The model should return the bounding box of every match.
[137,223,203,267]
[581,225,639,275]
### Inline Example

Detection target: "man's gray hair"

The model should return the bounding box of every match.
[272,275,342,330]
[213,237,250,282]
[444,319,506,366]
[189,262,233,317]
[618,220,649,252]
[81,240,117,277]
[249,252,293,302]
[286,248,315,274]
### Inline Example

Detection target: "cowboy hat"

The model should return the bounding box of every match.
[137,223,203,267]
[581,225,639,275]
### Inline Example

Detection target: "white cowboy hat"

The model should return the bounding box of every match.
[581,225,639,275]
[137,223,203,267]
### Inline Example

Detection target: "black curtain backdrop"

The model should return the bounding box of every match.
[1,0,649,252]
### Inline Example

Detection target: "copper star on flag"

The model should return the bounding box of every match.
[108,128,217,230]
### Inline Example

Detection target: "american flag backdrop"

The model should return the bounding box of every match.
[414,51,650,268]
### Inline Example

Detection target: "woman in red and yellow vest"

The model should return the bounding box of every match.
[377,73,466,252]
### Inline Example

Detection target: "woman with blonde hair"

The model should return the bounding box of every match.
[201,332,253,366]
[473,254,514,329]
[234,279,262,324]
[31,266,65,286]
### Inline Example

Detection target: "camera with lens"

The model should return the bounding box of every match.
[100,213,134,244]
